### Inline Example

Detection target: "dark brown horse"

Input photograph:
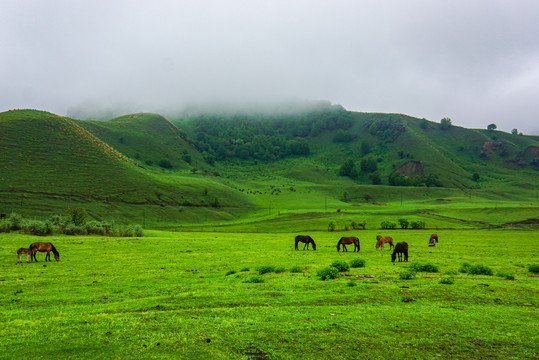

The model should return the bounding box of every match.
[376,235,394,250]
[295,235,316,250]
[391,242,408,263]
[29,242,60,262]
[337,237,360,252]
[430,234,438,243]
[17,248,32,263]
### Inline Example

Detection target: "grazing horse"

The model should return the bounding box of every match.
[294,235,316,250]
[376,235,394,250]
[29,242,60,262]
[17,248,32,263]
[430,234,438,243]
[391,242,409,263]
[337,237,360,252]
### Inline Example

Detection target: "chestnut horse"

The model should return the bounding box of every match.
[295,235,316,250]
[391,242,409,263]
[29,242,60,262]
[376,235,394,250]
[337,237,360,252]
[429,234,438,243]
[17,248,32,263]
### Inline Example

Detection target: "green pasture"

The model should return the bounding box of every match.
[1,229,537,359]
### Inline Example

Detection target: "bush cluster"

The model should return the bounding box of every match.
[459,262,493,276]
[329,260,350,272]
[0,212,143,237]
[528,264,539,273]
[317,267,340,280]
[350,258,366,268]
[256,265,285,275]
[409,262,439,273]
[380,221,396,229]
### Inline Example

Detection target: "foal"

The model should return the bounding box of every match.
[17,248,32,263]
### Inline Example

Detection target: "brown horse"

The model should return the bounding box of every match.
[430,234,438,243]
[17,248,32,263]
[337,237,360,252]
[376,235,394,250]
[295,235,316,250]
[29,242,60,262]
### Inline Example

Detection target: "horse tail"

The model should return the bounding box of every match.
[50,243,59,256]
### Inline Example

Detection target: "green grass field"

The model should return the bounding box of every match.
[1,229,537,359]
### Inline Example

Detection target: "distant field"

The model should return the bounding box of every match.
[1,229,537,359]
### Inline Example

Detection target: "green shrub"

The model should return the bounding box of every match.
[350,258,366,268]
[225,270,237,276]
[131,224,144,237]
[21,219,53,236]
[380,221,396,229]
[410,220,426,229]
[85,221,106,235]
[330,260,350,272]
[256,265,284,274]
[243,276,264,283]
[528,264,539,273]
[496,271,515,280]
[445,270,457,276]
[460,263,493,276]
[65,223,87,235]
[240,267,250,272]
[398,219,409,229]
[0,220,12,233]
[346,281,357,287]
[7,212,23,230]
[290,266,303,273]
[68,208,88,226]
[459,262,472,273]
[317,267,340,280]
[439,277,455,285]
[399,271,416,280]
[328,220,336,232]
[468,264,493,276]
[410,262,439,273]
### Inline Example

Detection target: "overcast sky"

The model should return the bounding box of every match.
[1,1,538,133]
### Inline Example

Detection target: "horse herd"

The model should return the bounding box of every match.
[16,242,59,263]
[295,234,439,263]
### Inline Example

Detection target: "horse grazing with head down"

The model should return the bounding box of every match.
[376,235,394,250]
[429,234,438,243]
[29,242,60,262]
[337,237,360,252]
[391,242,408,263]
[294,235,316,250]
[17,248,32,263]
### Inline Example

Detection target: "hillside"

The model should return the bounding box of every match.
[78,113,207,170]
[0,108,537,227]
[0,110,252,224]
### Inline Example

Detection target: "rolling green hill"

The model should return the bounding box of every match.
[0,108,537,227]
[0,110,252,225]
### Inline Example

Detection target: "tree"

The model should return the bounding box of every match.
[440,117,452,130]
[339,158,355,177]
[360,156,377,173]
[487,123,497,130]
[511,128,518,135]
[361,141,371,155]
[472,172,480,182]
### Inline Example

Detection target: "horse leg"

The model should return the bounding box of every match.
[45,251,50,261]
[26,254,30,263]
[18,254,21,263]
[343,244,348,252]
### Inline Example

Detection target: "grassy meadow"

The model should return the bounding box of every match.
[1,228,537,359]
